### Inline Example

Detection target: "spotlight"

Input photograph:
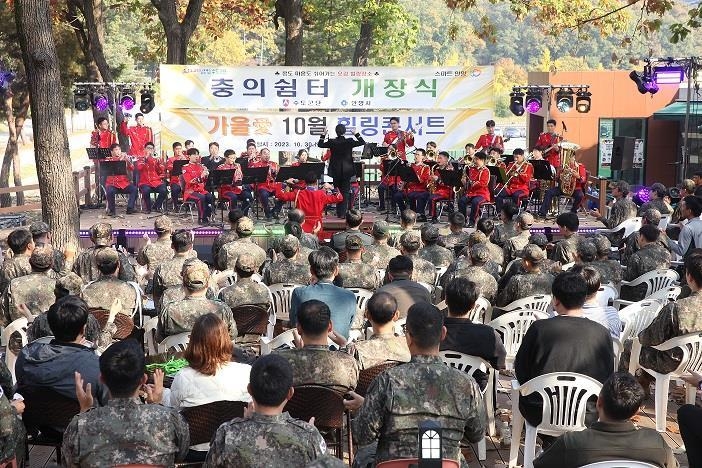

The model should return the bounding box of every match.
[653,65,685,84]
[629,66,659,95]
[119,89,136,111]
[0,68,15,94]
[525,88,542,113]
[556,88,574,113]
[575,90,592,113]
[509,90,525,116]
[73,88,90,112]
[93,92,110,112]
[140,87,155,114]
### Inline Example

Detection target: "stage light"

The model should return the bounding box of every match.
[525,89,542,113]
[654,65,685,84]
[556,88,574,113]
[630,66,659,95]
[575,89,592,113]
[119,89,136,111]
[93,92,109,112]
[633,187,651,206]
[509,90,525,116]
[73,88,90,111]
[0,67,15,94]
[140,87,155,114]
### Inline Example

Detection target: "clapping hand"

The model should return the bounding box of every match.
[108,298,123,323]
[144,368,164,404]
[342,391,364,412]
[75,371,94,412]
[244,401,256,419]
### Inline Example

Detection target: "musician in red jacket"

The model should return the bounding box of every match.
[429,151,454,223]
[496,148,534,212]
[458,151,491,227]
[249,148,283,220]
[475,119,504,153]
[136,141,167,213]
[382,116,414,159]
[104,143,138,216]
[275,172,343,233]
[216,149,251,215]
[90,117,117,149]
[119,113,153,159]
[536,119,562,169]
[393,149,431,222]
[166,142,188,206]
[182,148,215,224]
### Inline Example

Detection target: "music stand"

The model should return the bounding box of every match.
[438,169,462,191]
[531,160,553,181]
[101,160,128,177]
[380,158,405,221]
[209,169,237,226]
[276,163,325,183]
[371,145,389,158]
[86,148,110,160]
[235,157,249,169]
[241,166,270,219]
[487,165,507,185]
[398,165,420,185]
[171,160,188,177]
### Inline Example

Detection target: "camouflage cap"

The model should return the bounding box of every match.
[372,220,390,238]
[95,247,119,268]
[29,244,54,270]
[421,225,440,242]
[470,243,490,263]
[399,231,421,251]
[591,234,612,257]
[182,260,210,289]
[280,234,300,255]
[29,221,50,237]
[345,234,364,251]
[523,243,546,264]
[90,222,113,246]
[235,254,256,274]
[528,233,549,248]
[56,272,84,296]
[468,230,487,246]
[236,217,254,236]
[518,212,534,229]
[449,212,466,226]
[154,215,173,233]
[642,208,661,225]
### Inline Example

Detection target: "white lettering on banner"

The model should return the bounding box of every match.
[160,109,492,155]
[159,65,494,111]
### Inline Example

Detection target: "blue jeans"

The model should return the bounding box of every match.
[140,184,167,212]
[258,188,283,217]
[539,187,584,217]
[106,184,138,214]
[186,192,215,221]
[458,195,486,224]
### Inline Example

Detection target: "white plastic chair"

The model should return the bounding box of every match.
[634,331,702,432]
[376,268,386,287]
[143,316,159,356]
[600,217,642,244]
[434,266,448,287]
[501,294,553,315]
[157,331,190,354]
[612,337,623,371]
[561,262,575,271]
[508,372,603,468]
[418,281,433,294]
[487,309,548,370]
[613,269,679,309]
[595,283,619,308]
[644,285,682,305]
[260,329,296,355]
[268,283,302,323]
[658,214,671,231]
[127,281,144,327]
[394,317,406,336]
[348,287,374,331]
[1,317,28,384]
[579,461,659,468]
[470,296,492,324]
[439,351,496,461]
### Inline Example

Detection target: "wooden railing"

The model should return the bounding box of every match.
[585,175,609,210]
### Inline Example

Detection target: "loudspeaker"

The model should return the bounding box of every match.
[611,136,636,171]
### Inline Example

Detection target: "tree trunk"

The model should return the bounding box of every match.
[282,0,303,65]
[352,20,373,66]
[0,91,29,207]
[15,0,79,249]
[79,0,113,82]
[66,0,101,80]
[151,0,205,64]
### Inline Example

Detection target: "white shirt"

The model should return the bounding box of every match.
[582,302,621,339]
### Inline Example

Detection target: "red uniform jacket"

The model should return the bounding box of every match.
[119,122,153,158]
[505,161,534,195]
[467,165,491,200]
[182,163,208,198]
[275,186,343,233]
[90,129,116,148]
[216,162,243,196]
[432,165,453,199]
[475,133,504,152]
[536,132,561,168]
[136,157,165,188]
[383,130,414,159]
[249,160,279,193]
[167,155,188,185]
[405,163,430,193]
[104,156,133,190]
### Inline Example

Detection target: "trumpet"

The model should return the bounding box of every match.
[426,148,437,160]
[387,147,399,160]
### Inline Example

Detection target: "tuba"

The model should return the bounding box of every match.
[559,141,581,196]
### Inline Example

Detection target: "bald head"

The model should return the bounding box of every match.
[366,292,398,325]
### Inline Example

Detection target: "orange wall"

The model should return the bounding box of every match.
[527,71,680,185]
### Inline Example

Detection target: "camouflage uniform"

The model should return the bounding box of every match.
[157,285,216,316]
[72,246,136,284]
[352,355,486,467]
[497,270,554,308]
[491,220,518,247]
[388,227,419,249]
[338,261,379,290]
[407,254,436,285]
[211,229,238,266]
[639,198,672,216]
[81,276,138,316]
[263,258,310,286]
[361,244,401,269]
[589,259,623,286]
[152,254,195,306]
[438,230,470,252]
[204,412,326,468]
[219,278,271,309]
[305,454,347,468]
[621,243,672,302]
[62,397,189,467]
[0,389,25,466]
[136,237,174,276]
[551,233,582,265]
[217,238,267,272]
[157,296,237,343]
[276,345,359,394]
[352,333,411,370]
[503,230,531,265]
[622,230,670,265]
[443,262,498,304]
[0,254,31,292]
[418,244,454,268]
[639,290,702,373]
[599,198,638,246]
[1,272,56,326]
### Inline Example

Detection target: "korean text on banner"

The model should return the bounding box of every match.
[159,65,494,111]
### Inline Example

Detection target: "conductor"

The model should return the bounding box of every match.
[318,124,366,218]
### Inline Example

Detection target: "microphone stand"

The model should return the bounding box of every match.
[379,157,405,222]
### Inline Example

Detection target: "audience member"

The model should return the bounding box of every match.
[72,222,135,283]
[30,221,68,274]
[491,203,519,247]
[137,215,175,278]
[81,247,138,317]
[388,209,418,248]
[550,212,581,265]
[497,244,553,308]
[438,212,470,252]
[398,231,435,284]
[589,234,623,286]
[639,182,672,215]
[362,220,401,269]
[376,256,431,318]
[678,371,702,468]
[503,212,534,265]
[442,243,498,303]
[337,235,379,290]
[219,254,271,310]
[620,224,672,302]
[152,229,197,308]
[572,265,621,338]
[474,220,505,266]
[418,225,453,267]
[591,181,638,246]
[216,217,266,272]
[1,245,56,325]
[621,208,668,265]
[0,228,34,292]
[263,235,310,285]
[210,209,243,265]
[330,209,373,253]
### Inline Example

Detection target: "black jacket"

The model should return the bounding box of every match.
[318,134,366,183]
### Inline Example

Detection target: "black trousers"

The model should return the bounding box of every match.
[334,177,351,218]
[679,404,702,468]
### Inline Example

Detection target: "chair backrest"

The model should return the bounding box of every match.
[561,262,575,271]
[470,296,492,324]
[127,280,144,327]
[179,400,247,446]
[658,215,671,230]
[143,316,159,356]
[2,317,28,384]
[376,459,460,468]
[434,266,448,287]
[439,351,492,384]
[376,268,386,287]
[578,461,660,468]
[348,288,374,316]
[516,372,603,434]
[230,304,270,336]
[628,269,679,298]
[260,329,296,355]
[284,385,345,429]
[612,337,623,372]
[268,283,301,322]
[620,217,643,239]
[394,317,406,336]
[487,309,544,360]
[22,386,80,433]
[157,332,190,354]
[619,300,664,343]
[653,331,702,376]
[502,294,553,314]
[356,361,401,397]
[646,285,682,304]
[595,283,619,308]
